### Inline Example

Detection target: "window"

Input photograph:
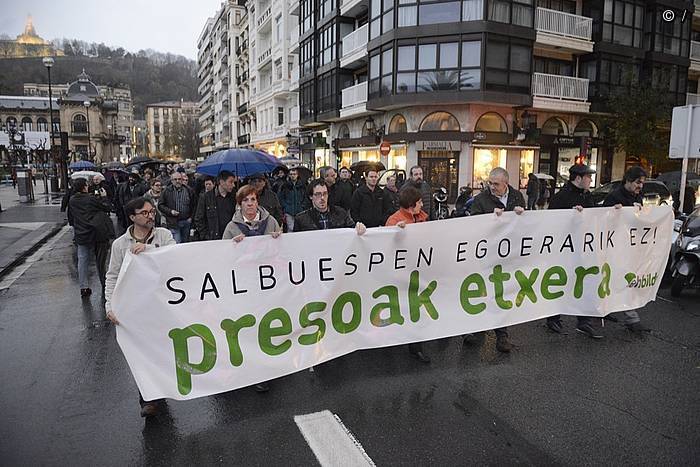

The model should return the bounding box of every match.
[601,0,644,47]
[473,148,506,187]
[275,15,282,41]
[318,22,337,66]
[536,0,575,13]
[397,0,483,26]
[301,0,315,34]
[52,117,60,133]
[388,114,408,133]
[573,120,598,137]
[370,0,394,39]
[36,117,48,132]
[419,111,460,131]
[488,0,533,26]
[368,46,393,97]
[541,117,567,135]
[317,71,338,114]
[519,150,534,189]
[301,38,315,78]
[72,114,88,134]
[21,117,33,131]
[319,0,336,18]
[534,57,574,77]
[278,107,285,126]
[420,1,461,25]
[338,124,350,139]
[651,6,690,57]
[484,38,531,93]
[475,112,507,132]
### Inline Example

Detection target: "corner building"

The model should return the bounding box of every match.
[298,0,695,200]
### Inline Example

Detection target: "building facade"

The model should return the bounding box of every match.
[296,0,696,200]
[24,80,134,160]
[146,100,200,161]
[198,0,300,158]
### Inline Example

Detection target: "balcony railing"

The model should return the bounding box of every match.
[258,47,272,64]
[535,7,592,41]
[691,41,700,61]
[341,81,368,109]
[687,93,700,106]
[341,23,368,58]
[257,5,271,28]
[532,73,589,101]
[238,134,250,145]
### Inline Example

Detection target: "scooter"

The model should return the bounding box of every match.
[670,210,700,297]
[432,187,450,220]
[452,186,473,217]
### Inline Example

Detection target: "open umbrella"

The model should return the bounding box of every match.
[126,156,154,167]
[196,148,282,178]
[102,161,125,170]
[69,160,96,170]
[350,160,386,174]
[70,170,101,180]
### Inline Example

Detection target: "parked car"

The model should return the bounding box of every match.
[590,179,673,206]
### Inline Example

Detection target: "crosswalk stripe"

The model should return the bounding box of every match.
[294,410,375,467]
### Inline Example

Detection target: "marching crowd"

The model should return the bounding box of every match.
[64,160,655,417]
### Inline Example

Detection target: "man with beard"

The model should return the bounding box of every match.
[158,172,196,243]
[105,197,175,417]
[294,179,366,235]
[400,165,432,218]
[603,166,651,333]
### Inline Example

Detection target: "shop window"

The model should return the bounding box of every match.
[340,151,353,168]
[573,119,598,137]
[388,114,407,133]
[338,124,350,139]
[473,148,507,188]
[388,146,408,170]
[519,150,535,189]
[541,117,567,135]
[475,112,507,132]
[419,111,460,131]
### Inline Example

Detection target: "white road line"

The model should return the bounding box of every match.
[0,225,70,291]
[294,410,375,467]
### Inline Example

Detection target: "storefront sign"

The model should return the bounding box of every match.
[416,140,461,151]
[113,207,673,401]
[473,132,487,141]
[553,137,575,145]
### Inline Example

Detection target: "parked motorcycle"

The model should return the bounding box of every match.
[452,186,473,217]
[432,187,450,220]
[670,208,700,297]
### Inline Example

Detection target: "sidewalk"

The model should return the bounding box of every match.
[0,185,68,278]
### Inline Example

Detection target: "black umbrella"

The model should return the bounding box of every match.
[126,156,155,167]
[350,160,386,174]
[103,161,125,170]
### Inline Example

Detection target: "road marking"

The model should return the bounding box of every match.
[294,410,375,467]
[0,225,70,291]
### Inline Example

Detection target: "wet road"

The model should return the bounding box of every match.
[0,231,698,466]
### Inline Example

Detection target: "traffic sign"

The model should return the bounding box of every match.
[379,141,391,156]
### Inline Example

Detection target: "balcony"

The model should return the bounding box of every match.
[340,0,368,18]
[340,81,371,119]
[238,134,250,146]
[690,41,700,74]
[531,73,590,113]
[535,7,593,54]
[688,93,700,106]
[238,102,248,114]
[257,5,272,29]
[257,46,272,66]
[290,0,300,16]
[340,24,368,69]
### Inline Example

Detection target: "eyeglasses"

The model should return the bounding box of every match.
[312,192,328,198]
[135,209,156,217]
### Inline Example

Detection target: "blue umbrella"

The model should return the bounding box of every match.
[196,149,282,178]
[69,160,96,170]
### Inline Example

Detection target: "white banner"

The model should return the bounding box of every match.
[113,206,674,401]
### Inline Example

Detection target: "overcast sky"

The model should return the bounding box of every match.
[0,0,224,59]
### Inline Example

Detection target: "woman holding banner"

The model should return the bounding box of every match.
[223,184,282,391]
[386,186,431,363]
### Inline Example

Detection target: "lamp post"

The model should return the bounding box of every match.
[42,56,56,201]
[107,124,113,161]
[83,100,92,161]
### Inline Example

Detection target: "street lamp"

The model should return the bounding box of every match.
[83,100,91,161]
[42,56,58,199]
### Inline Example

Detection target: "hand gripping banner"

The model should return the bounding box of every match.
[112,206,673,400]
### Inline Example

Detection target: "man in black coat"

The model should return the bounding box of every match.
[68,177,114,298]
[546,163,603,339]
[466,167,525,353]
[333,166,354,210]
[294,179,366,234]
[603,166,651,333]
[194,171,237,241]
[115,171,148,232]
[350,170,390,228]
[248,173,284,226]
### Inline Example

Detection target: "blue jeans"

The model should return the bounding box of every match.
[77,244,92,289]
[170,219,191,244]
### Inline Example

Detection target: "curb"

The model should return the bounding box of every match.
[0,221,68,280]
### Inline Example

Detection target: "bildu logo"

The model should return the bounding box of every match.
[625,272,657,288]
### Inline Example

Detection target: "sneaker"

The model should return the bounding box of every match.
[576,323,603,339]
[495,335,513,353]
[546,320,564,334]
[626,322,651,333]
[80,288,92,298]
[140,402,159,418]
[254,382,270,393]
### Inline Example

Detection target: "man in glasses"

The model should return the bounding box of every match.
[293,179,366,234]
[158,172,195,243]
[104,196,175,417]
